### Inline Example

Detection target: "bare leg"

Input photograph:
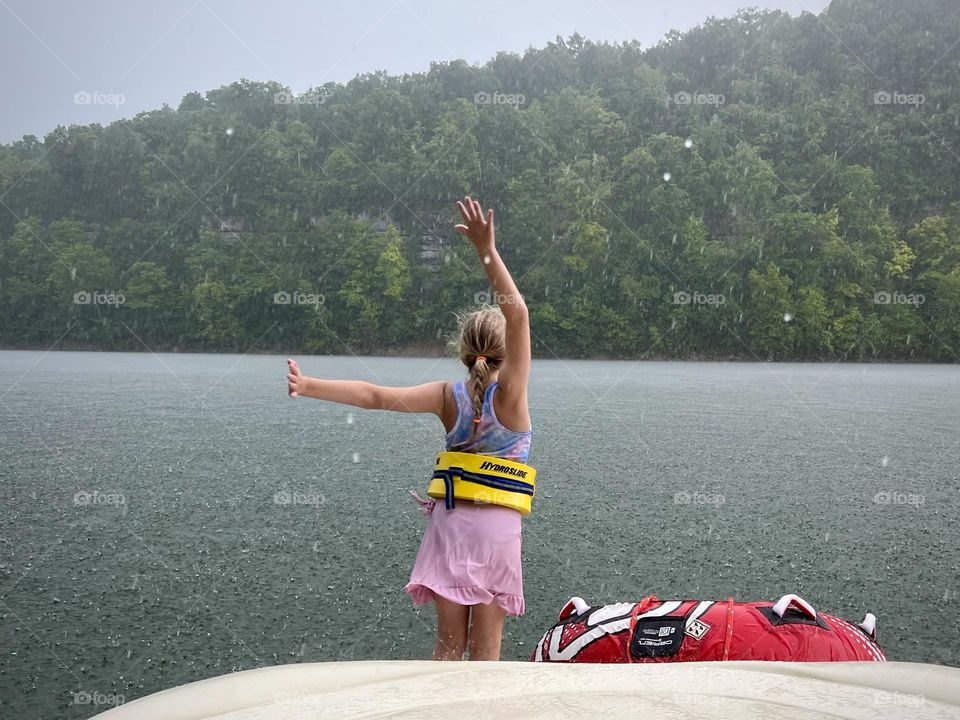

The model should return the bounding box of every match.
[433,596,469,660]
[467,601,507,660]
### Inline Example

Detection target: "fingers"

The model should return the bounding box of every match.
[472,199,484,224]
[287,359,299,397]
[456,196,489,227]
[454,224,468,234]
[487,208,494,225]
[456,201,472,224]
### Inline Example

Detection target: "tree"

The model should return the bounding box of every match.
[746,264,796,358]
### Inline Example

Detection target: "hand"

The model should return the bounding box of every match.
[287,358,303,398]
[455,195,495,253]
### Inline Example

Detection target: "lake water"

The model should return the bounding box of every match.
[1,351,958,718]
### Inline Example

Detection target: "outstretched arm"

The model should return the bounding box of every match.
[455,196,531,408]
[287,359,448,415]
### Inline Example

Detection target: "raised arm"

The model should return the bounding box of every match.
[287,359,449,416]
[455,196,531,415]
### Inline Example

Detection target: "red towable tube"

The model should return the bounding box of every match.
[531,594,885,663]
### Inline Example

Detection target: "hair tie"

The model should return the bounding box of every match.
[473,416,482,424]
[475,355,487,363]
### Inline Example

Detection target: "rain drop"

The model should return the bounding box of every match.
[684,138,693,149]
[225,127,234,136]
[881,456,889,467]
[662,172,672,182]
[783,313,792,322]
[351,452,360,464]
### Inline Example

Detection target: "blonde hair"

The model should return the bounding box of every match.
[455,306,506,428]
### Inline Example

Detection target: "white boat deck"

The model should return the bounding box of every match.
[91,659,960,719]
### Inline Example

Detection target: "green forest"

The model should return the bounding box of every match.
[1,0,958,360]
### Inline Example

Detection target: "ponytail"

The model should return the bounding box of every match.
[468,355,491,429]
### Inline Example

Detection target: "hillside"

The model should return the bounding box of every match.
[1,0,958,360]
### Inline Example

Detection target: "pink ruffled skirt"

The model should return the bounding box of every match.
[404,493,525,616]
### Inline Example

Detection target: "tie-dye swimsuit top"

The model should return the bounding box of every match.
[445,381,531,463]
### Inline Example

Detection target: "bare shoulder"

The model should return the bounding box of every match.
[492,380,531,433]
[440,380,458,433]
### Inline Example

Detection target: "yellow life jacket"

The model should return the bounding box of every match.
[427,451,536,515]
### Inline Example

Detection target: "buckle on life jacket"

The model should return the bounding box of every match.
[427,451,536,515]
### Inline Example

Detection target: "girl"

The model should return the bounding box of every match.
[286,196,532,661]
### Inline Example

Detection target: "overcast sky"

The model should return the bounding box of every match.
[0,0,830,143]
